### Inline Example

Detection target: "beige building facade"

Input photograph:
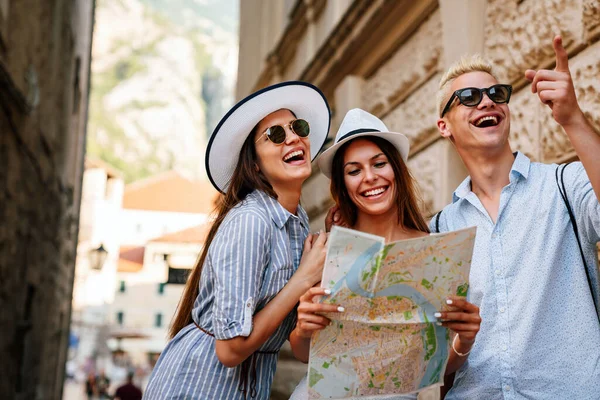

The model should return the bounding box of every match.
[238,0,600,229]
[237,0,600,398]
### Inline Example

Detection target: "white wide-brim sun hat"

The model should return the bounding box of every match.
[317,108,410,178]
[206,81,331,193]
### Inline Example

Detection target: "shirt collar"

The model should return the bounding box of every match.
[252,190,308,229]
[452,151,531,202]
[511,151,530,180]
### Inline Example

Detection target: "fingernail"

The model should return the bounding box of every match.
[436,322,443,326]
[434,312,442,318]
[337,306,345,312]
[446,299,453,305]
[324,289,331,295]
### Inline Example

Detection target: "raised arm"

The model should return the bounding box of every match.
[525,35,600,201]
[213,218,328,367]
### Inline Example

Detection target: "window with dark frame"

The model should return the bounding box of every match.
[166,267,189,284]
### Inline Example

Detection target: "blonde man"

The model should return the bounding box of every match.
[433,35,600,399]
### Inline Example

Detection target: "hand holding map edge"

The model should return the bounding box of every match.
[296,286,343,339]
[437,295,481,345]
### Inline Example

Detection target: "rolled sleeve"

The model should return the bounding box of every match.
[210,211,270,340]
[564,162,600,244]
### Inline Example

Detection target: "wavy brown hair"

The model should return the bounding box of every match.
[168,126,277,339]
[330,136,429,233]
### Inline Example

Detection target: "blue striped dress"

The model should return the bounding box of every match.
[144,190,309,399]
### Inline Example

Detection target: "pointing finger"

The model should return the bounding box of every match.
[553,35,569,73]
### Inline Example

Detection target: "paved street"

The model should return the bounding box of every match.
[63,380,87,400]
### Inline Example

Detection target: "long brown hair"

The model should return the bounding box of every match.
[330,136,429,233]
[168,127,277,338]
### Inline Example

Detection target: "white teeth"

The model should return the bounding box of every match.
[363,187,386,197]
[283,150,304,161]
[475,115,498,127]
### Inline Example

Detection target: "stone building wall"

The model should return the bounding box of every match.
[238,0,600,226]
[237,1,600,398]
[0,1,95,399]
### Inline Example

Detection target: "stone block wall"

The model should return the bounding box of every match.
[0,1,94,399]
[370,0,600,219]
[484,0,600,165]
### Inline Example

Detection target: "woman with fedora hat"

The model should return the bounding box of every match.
[288,109,482,400]
[144,81,331,400]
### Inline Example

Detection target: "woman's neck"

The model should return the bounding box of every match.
[271,182,302,214]
[353,209,427,242]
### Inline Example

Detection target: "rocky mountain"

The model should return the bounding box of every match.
[87,0,238,182]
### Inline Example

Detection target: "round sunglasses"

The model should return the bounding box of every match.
[441,84,513,117]
[255,119,310,145]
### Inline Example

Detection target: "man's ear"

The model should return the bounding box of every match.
[437,118,453,140]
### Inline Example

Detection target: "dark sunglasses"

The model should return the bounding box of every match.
[441,84,513,117]
[255,119,310,145]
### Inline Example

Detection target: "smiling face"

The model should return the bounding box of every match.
[342,138,397,218]
[253,109,312,190]
[438,71,511,154]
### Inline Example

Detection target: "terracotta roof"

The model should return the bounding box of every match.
[123,171,220,214]
[85,157,123,179]
[149,224,210,244]
[118,246,145,273]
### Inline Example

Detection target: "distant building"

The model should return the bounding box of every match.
[70,158,125,377]
[109,172,218,371]
[69,168,218,390]
[119,170,219,245]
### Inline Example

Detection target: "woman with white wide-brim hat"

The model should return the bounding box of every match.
[144,81,331,400]
[289,109,481,400]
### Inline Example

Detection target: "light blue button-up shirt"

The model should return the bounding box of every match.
[431,152,600,399]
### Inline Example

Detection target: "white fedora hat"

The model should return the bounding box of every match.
[205,81,331,193]
[317,108,409,178]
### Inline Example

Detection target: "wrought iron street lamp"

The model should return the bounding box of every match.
[89,244,108,270]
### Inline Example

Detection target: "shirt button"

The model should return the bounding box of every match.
[495,269,501,276]
[505,385,511,391]
[502,345,508,351]
[499,307,505,313]
[492,233,497,239]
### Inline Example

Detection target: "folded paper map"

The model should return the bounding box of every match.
[307,226,477,399]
